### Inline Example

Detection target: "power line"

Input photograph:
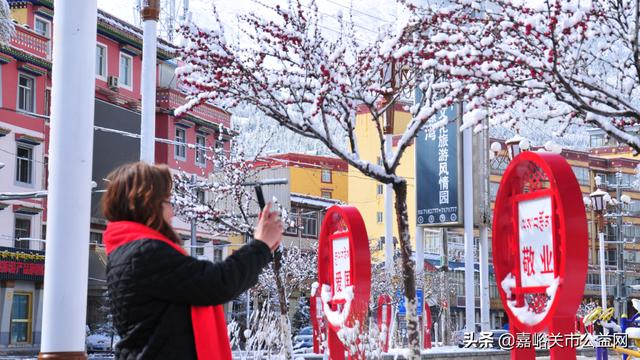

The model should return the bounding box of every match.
[299,3,379,35]
[322,0,395,23]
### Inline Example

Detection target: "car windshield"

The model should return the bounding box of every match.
[299,328,312,335]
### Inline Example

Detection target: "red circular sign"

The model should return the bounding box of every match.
[493,152,588,333]
[317,205,371,354]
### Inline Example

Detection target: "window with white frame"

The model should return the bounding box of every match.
[119,53,133,89]
[17,73,35,113]
[321,190,332,199]
[195,240,205,256]
[214,248,223,262]
[44,88,51,116]
[34,16,51,58]
[174,127,186,160]
[10,292,32,344]
[321,169,332,183]
[34,17,50,38]
[301,212,318,237]
[215,140,224,153]
[376,211,383,223]
[16,145,33,185]
[195,189,205,204]
[195,134,206,166]
[95,44,107,79]
[14,217,31,249]
[377,183,384,195]
[89,232,103,244]
[571,166,590,185]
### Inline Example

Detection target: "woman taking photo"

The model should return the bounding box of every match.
[102,162,282,359]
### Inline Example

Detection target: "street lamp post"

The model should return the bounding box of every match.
[589,173,633,320]
[589,187,609,333]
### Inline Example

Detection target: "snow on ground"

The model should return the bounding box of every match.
[386,345,501,355]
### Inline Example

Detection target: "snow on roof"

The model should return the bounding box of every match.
[290,193,340,208]
[266,153,348,171]
[97,9,177,55]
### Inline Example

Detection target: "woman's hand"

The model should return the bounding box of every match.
[254,202,283,252]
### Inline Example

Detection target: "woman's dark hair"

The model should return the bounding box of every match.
[102,162,181,244]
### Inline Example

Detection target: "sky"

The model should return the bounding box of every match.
[96,0,400,44]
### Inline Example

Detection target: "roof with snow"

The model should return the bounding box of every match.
[259,153,347,171]
[291,193,340,209]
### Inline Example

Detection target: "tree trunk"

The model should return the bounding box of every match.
[393,181,420,359]
[273,251,294,357]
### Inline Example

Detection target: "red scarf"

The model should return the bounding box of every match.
[104,221,232,360]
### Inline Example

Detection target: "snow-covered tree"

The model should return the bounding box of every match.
[171,139,304,357]
[0,0,15,45]
[175,1,470,355]
[174,0,640,355]
[406,0,640,150]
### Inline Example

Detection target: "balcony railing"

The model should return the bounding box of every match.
[156,88,231,129]
[584,284,615,293]
[11,26,50,60]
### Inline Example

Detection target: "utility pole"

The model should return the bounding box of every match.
[382,61,396,273]
[181,0,190,22]
[39,0,97,358]
[190,174,197,257]
[140,0,160,164]
[478,118,490,331]
[615,171,626,317]
[462,104,475,333]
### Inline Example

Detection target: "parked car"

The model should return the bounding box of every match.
[86,332,120,353]
[293,326,313,353]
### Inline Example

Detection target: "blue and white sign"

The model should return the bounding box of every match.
[416,104,463,227]
[397,289,424,316]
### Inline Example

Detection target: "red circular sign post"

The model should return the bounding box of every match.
[318,206,371,360]
[493,152,588,359]
[376,294,392,352]
[423,303,432,349]
[310,287,326,354]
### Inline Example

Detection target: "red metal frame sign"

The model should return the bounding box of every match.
[492,152,588,360]
[423,302,432,349]
[377,294,391,352]
[310,287,326,354]
[318,206,371,360]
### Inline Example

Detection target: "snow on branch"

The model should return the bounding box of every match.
[405,0,640,151]
[0,0,14,45]
[175,0,468,184]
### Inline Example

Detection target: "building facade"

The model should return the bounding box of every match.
[0,0,234,349]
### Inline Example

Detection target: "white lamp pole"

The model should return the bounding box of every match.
[140,0,160,164]
[39,0,97,358]
[590,187,608,334]
[462,105,475,333]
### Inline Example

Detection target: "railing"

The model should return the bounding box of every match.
[10,26,50,60]
[584,284,615,293]
[156,88,231,129]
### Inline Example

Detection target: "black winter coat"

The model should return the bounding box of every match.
[106,232,272,360]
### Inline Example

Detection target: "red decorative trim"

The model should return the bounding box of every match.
[392,135,414,147]
[12,204,43,215]
[356,102,412,115]
[15,133,44,144]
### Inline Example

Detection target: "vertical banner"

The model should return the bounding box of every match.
[332,237,351,297]
[416,104,463,227]
[517,195,555,289]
